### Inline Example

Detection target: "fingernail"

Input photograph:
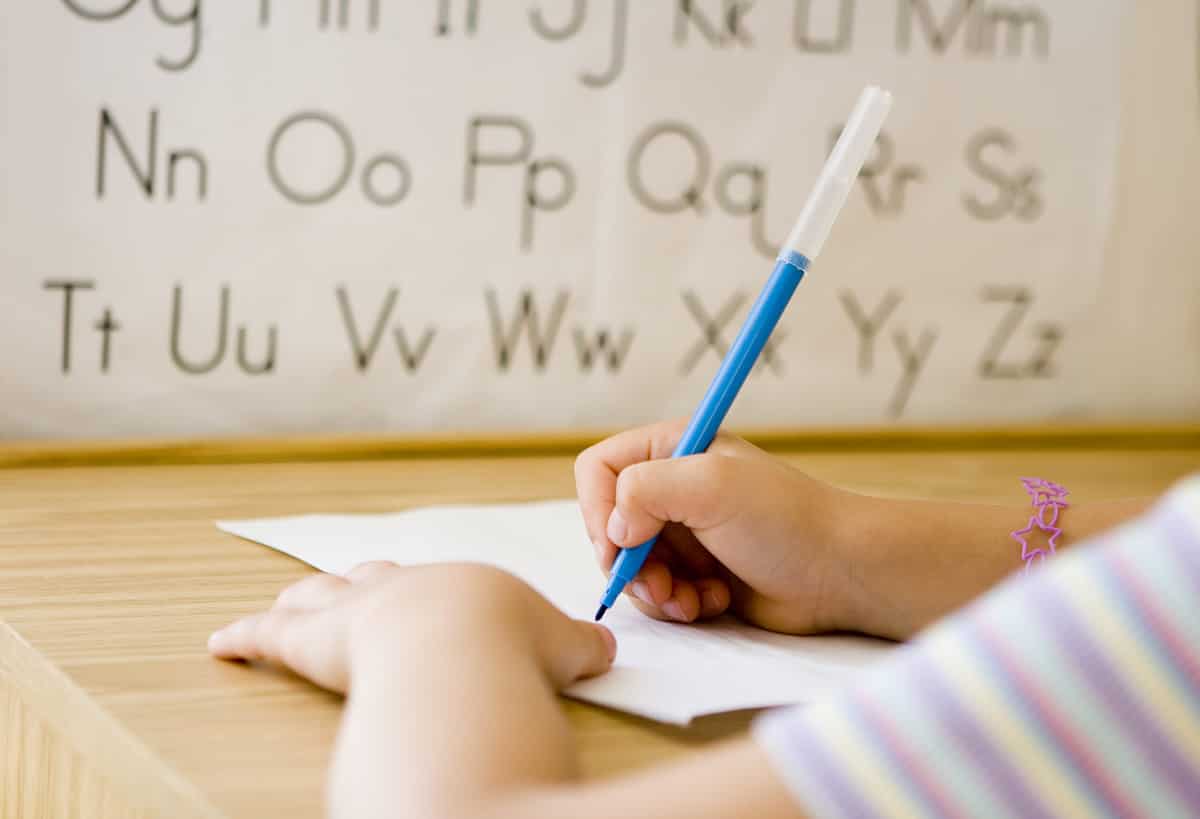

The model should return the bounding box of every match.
[631,580,653,606]
[662,600,686,621]
[606,509,628,545]
[597,626,617,662]
[207,629,227,652]
[702,587,721,612]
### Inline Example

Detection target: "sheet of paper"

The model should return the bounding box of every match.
[218,500,894,725]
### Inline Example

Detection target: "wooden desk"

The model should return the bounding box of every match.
[2,431,1198,818]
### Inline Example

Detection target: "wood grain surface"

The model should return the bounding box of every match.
[2,436,1197,818]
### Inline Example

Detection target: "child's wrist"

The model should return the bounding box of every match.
[821,491,918,637]
[820,487,888,629]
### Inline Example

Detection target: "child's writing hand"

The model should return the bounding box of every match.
[575,420,870,635]
[208,561,615,694]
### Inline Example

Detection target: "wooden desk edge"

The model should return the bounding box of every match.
[2,423,1196,469]
[1,620,223,819]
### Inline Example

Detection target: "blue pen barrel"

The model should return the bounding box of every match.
[599,253,809,611]
[669,253,809,458]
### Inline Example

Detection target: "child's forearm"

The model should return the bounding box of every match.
[328,618,805,819]
[839,493,1151,639]
[331,639,803,819]
[328,620,579,819]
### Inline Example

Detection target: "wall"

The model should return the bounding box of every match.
[1,1,1196,438]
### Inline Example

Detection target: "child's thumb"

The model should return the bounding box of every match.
[607,455,728,548]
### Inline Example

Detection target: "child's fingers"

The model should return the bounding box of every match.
[576,423,752,573]
[209,607,351,693]
[207,613,260,659]
[208,608,299,663]
[626,575,730,623]
[623,542,723,620]
[590,534,617,572]
[609,454,735,548]
[574,420,691,566]
[345,560,401,584]
[578,420,692,478]
[660,578,702,622]
[625,576,701,623]
[659,524,722,577]
[545,619,617,687]
[628,558,673,607]
[576,622,617,680]
[274,573,348,611]
[695,577,731,619]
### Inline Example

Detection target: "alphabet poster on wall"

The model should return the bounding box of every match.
[1,1,1194,439]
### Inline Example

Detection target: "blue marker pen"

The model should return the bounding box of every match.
[595,86,893,622]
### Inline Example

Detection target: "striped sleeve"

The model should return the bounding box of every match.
[754,478,1200,819]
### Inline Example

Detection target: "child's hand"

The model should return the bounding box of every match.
[208,561,615,694]
[576,420,871,635]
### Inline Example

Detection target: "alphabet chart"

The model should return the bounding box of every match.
[2,1,1197,438]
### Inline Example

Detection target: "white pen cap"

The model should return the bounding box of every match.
[779,86,893,262]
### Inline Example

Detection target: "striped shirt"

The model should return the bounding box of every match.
[755,478,1200,819]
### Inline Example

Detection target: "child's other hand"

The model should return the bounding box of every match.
[208,562,615,694]
[576,420,871,635]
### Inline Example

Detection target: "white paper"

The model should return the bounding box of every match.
[218,499,893,725]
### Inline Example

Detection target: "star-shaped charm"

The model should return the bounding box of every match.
[1011,514,1057,566]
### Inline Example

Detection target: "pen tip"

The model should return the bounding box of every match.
[594,604,609,622]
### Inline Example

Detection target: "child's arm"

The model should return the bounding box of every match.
[210,478,1199,819]
[750,479,1200,818]
[208,562,806,819]
[575,420,1151,639]
[838,492,1148,637]
[337,617,801,819]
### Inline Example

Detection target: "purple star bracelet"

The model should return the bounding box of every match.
[1011,477,1070,572]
